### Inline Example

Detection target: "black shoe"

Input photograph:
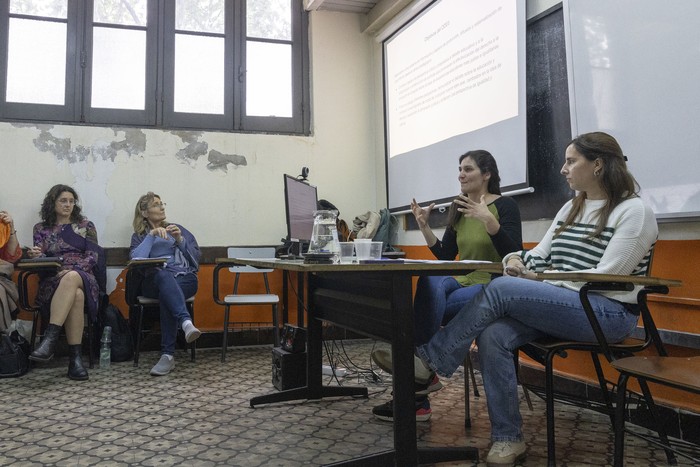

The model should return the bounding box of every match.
[67,345,89,381]
[372,396,432,422]
[29,324,62,362]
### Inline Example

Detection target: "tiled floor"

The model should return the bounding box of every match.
[0,339,694,466]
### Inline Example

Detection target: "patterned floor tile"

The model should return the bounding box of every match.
[1,340,696,466]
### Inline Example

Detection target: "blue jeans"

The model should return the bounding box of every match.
[142,270,198,356]
[413,276,484,346]
[416,275,639,441]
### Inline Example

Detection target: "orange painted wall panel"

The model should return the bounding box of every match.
[45,238,694,411]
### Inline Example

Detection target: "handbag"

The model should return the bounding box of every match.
[0,330,30,378]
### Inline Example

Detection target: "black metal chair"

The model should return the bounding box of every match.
[16,257,102,368]
[125,258,195,367]
[518,272,681,467]
[462,352,533,429]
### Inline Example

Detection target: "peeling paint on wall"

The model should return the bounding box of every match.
[207,149,247,172]
[171,131,208,163]
[170,130,247,170]
[32,127,89,163]
[99,129,147,160]
[19,124,147,163]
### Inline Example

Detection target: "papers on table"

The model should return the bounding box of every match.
[401,259,494,264]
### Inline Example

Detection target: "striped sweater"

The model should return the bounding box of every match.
[505,197,658,303]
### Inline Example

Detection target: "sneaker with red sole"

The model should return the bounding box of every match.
[372,395,432,422]
[416,373,443,395]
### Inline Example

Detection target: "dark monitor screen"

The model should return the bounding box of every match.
[284,174,318,243]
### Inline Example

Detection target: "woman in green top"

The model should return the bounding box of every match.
[412,150,522,347]
[372,150,522,421]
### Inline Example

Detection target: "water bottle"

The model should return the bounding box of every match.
[100,326,112,369]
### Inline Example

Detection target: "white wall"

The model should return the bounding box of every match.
[2,3,697,255]
[0,10,379,250]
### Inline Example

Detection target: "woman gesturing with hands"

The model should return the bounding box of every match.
[371,150,523,423]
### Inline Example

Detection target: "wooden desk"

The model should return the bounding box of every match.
[534,271,682,288]
[221,258,503,466]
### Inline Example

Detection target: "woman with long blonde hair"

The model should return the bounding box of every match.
[130,192,201,376]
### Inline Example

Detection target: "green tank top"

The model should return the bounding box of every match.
[454,203,503,287]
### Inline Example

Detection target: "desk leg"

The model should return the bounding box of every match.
[250,272,368,408]
[391,275,478,466]
[282,270,289,325]
[297,271,305,327]
[391,275,419,466]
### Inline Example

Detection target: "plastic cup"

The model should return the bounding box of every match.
[369,241,383,259]
[339,242,355,263]
[354,239,372,260]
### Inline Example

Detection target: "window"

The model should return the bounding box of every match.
[0,0,309,133]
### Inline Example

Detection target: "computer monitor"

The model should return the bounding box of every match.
[283,174,318,254]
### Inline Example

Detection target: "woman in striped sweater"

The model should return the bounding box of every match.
[413,132,658,467]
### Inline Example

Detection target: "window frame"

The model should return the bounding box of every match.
[82,0,158,126]
[0,0,81,122]
[0,0,310,134]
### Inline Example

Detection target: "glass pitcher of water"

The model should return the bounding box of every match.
[308,210,341,262]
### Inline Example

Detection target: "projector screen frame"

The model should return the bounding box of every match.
[382,0,528,213]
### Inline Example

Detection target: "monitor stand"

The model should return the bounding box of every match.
[283,240,307,260]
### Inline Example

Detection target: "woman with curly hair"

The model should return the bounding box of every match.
[26,184,104,381]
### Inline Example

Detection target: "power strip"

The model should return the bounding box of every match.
[322,364,347,377]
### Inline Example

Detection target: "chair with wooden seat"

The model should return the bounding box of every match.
[213,247,280,362]
[518,272,682,467]
[125,258,196,367]
[612,355,700,466]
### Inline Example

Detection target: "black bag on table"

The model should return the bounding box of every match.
[0,330,30,378]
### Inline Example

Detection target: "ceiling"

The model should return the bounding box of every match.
[304,0,420,35]
[304,0,381,15]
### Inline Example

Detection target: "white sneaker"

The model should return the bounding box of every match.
[371,348,435,385]
[150,354,175,376]
[182,321,201,344]
[486,441,527,466]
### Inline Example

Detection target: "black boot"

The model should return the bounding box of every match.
[67,345,89,381]
[29,324,62,362]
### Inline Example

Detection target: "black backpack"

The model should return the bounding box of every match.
[0,331,30,378]
[100,304,134,362]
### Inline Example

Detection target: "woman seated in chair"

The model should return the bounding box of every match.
[371,150,522,422]
[27,185,103,381]
[1,210,22,333]
[130,192,201,376]
[411,132,658,466]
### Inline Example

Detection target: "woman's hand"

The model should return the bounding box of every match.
[26,246,43,259]
[0,210,14,229]
[455,194,493,223]
[455,194,501,235]
[166,224,183,243]
[410,198,435,229]
[150,227,168,239]
[504,256,536,280]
